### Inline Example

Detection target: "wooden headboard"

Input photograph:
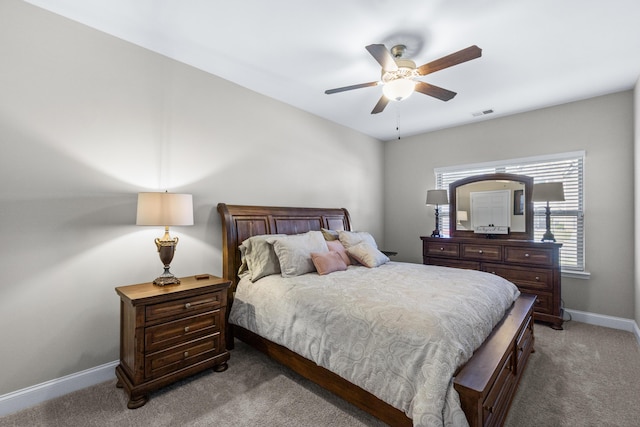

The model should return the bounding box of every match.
[216,203,352,292]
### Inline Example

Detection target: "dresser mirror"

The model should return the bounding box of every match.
[449,173,534,240]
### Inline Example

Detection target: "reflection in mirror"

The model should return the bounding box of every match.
[449,173,533,240]
[456,181,526,232]
[456,210,468,230]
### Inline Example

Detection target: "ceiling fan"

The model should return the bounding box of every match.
[325,44,482,114]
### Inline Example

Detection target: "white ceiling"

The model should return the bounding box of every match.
[24,0,640,141]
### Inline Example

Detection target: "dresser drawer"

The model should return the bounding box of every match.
[527,291,554,315]
[145,309,222,352]
[426,257,480,270]
[504,246,554,266]
[482,264,552,292]
[425,241,459,258]
[145,333,221,380]
[146,291,223,323]
[461,243,502,261]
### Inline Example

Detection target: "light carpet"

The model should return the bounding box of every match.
[1,321,638,426]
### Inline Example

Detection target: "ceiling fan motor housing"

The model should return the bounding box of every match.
[381,58,418,83]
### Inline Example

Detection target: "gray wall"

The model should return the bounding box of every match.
[384,91,635,319]
[0,1,384,395]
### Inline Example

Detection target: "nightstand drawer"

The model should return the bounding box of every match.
[146,291,223,322]
[504,246,553,266]
[483,264,552,291]
[425,241,459,257]
[145,333,221,380]
[145,309,222,352]
[461,243,502,261]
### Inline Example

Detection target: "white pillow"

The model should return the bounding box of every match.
[240,234,285,282]
[268,231,328,277]
[346,242,389,268]
[338,230,378,249]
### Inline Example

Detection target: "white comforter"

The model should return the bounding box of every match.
[229,262,520,426]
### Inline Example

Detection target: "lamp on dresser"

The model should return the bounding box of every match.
[136,191,194,285]
[532,182,565,242]
[426,189,449,238]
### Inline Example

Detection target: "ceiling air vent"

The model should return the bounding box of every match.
[472,109,494,117]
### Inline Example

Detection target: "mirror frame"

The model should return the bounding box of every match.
[449,173,534,240]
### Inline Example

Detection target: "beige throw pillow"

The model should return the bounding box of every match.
[346,242,389,268]
[268,231,329,277]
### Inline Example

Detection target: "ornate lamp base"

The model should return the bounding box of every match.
[153,230,181,286]
[153,267,181,286]
[541,230,556,242]
[541,206,556,242]
[431,207,442,238]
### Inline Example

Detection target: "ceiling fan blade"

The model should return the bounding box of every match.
[417,45,482,76]
[414,81,457,101]
[325,81,379,95]
[371,96,389,114]
[366,44,398,72]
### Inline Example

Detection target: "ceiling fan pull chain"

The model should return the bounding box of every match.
[396,105,401,140]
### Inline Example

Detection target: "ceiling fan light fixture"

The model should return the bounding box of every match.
[382,78,416,101]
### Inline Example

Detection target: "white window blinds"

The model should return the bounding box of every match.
[435,151,585,271]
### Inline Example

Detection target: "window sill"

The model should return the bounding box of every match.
[562,270,591,280]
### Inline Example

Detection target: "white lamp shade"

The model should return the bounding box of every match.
[382,78,416,101]
[136,192,194,226]
[457,210,468,221]
[532,182,565,202]
[426,189,449,205]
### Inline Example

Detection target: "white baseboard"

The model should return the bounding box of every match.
[2,310,639,418]
[564,308,640,345]
[0,360,118,417]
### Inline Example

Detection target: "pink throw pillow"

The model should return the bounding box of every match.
[311,251,348,275]
[326,240,352,266]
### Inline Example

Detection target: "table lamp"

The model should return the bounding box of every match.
[136,192,194,285]
[426,189,449,238]
[532,182,564,242]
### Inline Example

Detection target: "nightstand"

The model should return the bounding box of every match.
[115,274,231,408]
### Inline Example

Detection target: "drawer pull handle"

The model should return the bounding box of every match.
[184,351,189,358]
[478,250,483,254]
[490,271,496,275]
[535,276,540,281]
[524,253,530,257]
[439,247,444,251]
[184,303,191,309]
[483,404,494,414]
[184,326,190,332]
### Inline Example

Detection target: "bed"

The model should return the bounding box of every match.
[217,203,535,426]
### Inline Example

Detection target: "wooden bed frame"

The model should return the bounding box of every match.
[217,203,535,426]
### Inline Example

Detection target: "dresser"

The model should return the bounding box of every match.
[421,236,563,329]
[115,274,231,408]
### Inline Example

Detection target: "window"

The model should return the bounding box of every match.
[435,151,585,272]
